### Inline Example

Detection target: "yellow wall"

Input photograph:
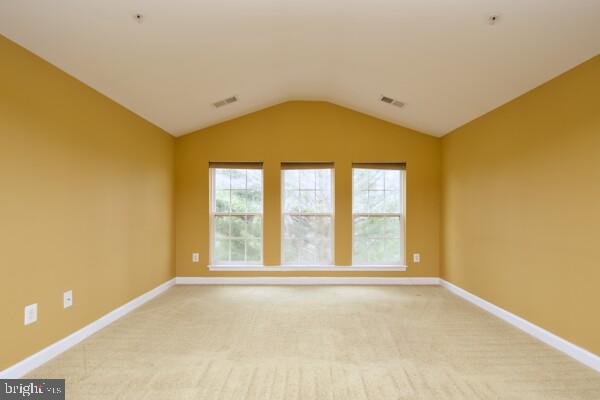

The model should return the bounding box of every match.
[441,55,600,355]
[0,35,175,370]
[175,101,441,277]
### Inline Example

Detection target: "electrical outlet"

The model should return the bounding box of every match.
[64,290,73,308]
[24,303,38,325]
[192,253,200,263]
[412,253,421,263]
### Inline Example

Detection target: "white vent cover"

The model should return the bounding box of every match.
[380,95,405,108]
[213,95,238,108]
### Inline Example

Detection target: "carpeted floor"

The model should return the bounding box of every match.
[28,285,600,399]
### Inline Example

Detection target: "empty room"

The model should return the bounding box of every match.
[1,1,599,399]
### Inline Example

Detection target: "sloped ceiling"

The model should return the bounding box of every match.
[0,0,598,137]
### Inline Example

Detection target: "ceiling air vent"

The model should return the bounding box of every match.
[213,95,238,108]
[380,95,405,108]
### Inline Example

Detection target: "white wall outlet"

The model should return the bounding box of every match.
[412,253,421,263]
[64,290,73,308]
[24,303,38,325]
[192,253,200,263]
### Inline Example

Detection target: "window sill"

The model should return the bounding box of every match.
[208,265,407,272]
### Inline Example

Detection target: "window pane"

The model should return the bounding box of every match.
[230,216,245,237]
[353,190,368,213]
[316,190,331,213]
[283,215,331,265]
[284,215,305,239]
[284,190,301,213]
[368,170,384,190]
[384,216,401,237]
[230,169,247,189]
[246,239,261,261]
[230,239,245,261]
[246,216,262,238]
[352,238,369,263]
[284,170,300,190]
[300,170,316,190]
[299,190,316,212]
[353,216,403,264]
[384,190,401,213]
[315,217,332,263]
[215,216,230,238]
[353,216,368,237]
[283,169,332,213]
[299,240,318,264]
[246,190,262,212]
[384,239,402,263]
[368,239,385,262]
[354,169,369,191]
[247,169,261,190]
[215,239,230,262]
[230,190,247,212]
[368,190,385,212]
[368,216,386,237]
[385,170,400,190]
[215,169,230,190]
[215,190,230,212]
[316,169,331,191]
[283,239,299,264]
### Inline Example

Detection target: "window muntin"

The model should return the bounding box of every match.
[211,166,263,265]
[352,167,405,265]
[282,166,334,265]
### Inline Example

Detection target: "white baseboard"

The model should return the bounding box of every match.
[440,279,600,373]
[208,265,407,272]
[0,278,176,379]
[175,276,440,285]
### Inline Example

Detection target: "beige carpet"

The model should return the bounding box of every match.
[28,286,600,399]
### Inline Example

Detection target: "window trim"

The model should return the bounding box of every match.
[351,167,407,267]
[280,166,335,266]
[209,166,264,266]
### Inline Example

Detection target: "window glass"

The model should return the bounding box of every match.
[352,168,405,265]
[211,167,262,265]
[282,167,333,265]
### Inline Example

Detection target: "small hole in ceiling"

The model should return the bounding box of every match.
[488,14,500,25]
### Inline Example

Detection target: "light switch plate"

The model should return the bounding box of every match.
[64,290,73,308]
[192,253,200,263]
[24,303,38,325]
[413,253,421,263]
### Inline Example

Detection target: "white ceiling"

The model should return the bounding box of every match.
[1,1,599,137]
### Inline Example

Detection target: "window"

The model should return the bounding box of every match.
[282,163,334,265]
[352,163,405,265]
[210,162,263,265]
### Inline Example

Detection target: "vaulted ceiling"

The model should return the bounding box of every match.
[1,0,599,137]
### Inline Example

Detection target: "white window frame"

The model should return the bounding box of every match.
[351,167,406,266]
[281,166,335,266]
[209,166,264,266]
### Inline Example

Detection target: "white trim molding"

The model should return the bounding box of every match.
[440,279,600,373]
[176,276,438,285]
[0,278,176,379]
[208,265,407,272]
